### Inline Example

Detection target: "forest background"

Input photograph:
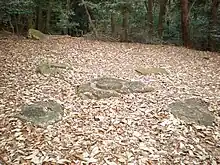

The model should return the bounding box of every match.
[0,0,219,52]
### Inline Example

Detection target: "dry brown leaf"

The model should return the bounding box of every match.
[0,37,219,165]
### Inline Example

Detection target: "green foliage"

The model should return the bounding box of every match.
[56,9,79,32]
[0,0,33,25]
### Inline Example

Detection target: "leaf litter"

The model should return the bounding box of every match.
[0,37,220,164]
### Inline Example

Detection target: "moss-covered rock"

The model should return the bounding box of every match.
[28,29,47,40]
[169,98,214,126]
[76,77,154,100]
[16,100,64,126]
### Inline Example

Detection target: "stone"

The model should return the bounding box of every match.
[16,100,64,126]
[76,77,154,100]
[135,67,168,75]
[36,62,55,75]
[124,81,154,93]
[76,83,120,99]
[94,77,125,90]
[169,98,215,126]
[28,29,47,40]
[36,61,72,75]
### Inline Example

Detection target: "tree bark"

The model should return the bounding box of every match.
[180,0,190,47]
[158,0,168,38]
[37,6,43,31]
[65,0,70,35]
[209,0,219,51]
[82,0,98,38]
[9,16,14,34]
[111,12,117,37]
[28,13,33,29]
[14,15,19,34]
[144,0,154,41]
[121,9,129,42]
[46,1,52,33]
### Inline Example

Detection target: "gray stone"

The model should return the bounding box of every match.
[94,77,125,90]
[76,77,154,100]
[169,98,214,126]
[16,100,64,126]
[135,67,168,75]
[36,61,72,75]
[125,81,153,93]
[36,62,55,75]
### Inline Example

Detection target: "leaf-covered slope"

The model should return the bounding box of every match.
[0,37,220,164]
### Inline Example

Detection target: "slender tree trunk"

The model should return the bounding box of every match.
[28,13,33,29]
[9,16,14,34]
[82,0,98,38]
[121,9,129,42]
[166,0,171,35]
[46,1,52,33]
[180,0,190,47]
[158,0,168,38]
[37,6,43,31]
[144,0,154,41]
[35,7,38,29]
[111,12,117,37]
[209,0,219,51]
[14,15,19,34]
[66,0,70,35]
[19,15,25,33]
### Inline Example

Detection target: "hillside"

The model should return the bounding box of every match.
[0,36,220,165]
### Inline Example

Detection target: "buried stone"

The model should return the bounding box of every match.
[169,98,215,126]
[135,67,168,75]
[76,77,154,99]
[95,77,125,90]
[16,100,64,126]
[36,61,72,76]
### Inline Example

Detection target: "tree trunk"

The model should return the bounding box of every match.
[28,13,33,29]
[37,6,43,31]
[158,0,168,38]
[121,9,129,42]
[111,12,117,37]
[14,15,19,34]
[9,16,14,34]
[209,0,219,51]
[180,0,190,47]
[144,0,154,41]
[66,0,70,34]
[45,1,52,33]
[82,0,98,38]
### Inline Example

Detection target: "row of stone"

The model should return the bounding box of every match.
[16,66,214,127]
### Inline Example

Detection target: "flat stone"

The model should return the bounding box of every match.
[76,77,154,100]
[16,100,64,126]
[169,98,214,126]
[76,83,120,99]
[36,62,56,75]
[135,67,168,75]
[94,77,125,90]
[125,81,154,93]
[36,61,72,75]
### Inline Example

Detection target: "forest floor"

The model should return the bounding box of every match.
[0,36,220,165]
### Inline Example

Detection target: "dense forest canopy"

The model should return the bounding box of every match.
[0,0,219,51]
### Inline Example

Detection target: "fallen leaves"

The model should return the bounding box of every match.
[0,36,220,164]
